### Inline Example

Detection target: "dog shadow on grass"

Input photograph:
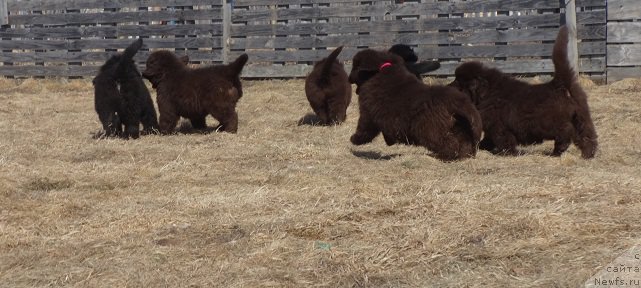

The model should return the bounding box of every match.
[174,120,220,135]
[297,113,326,126]
[350,149,401,161]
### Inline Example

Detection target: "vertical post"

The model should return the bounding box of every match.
[222,0,231,64]
[563,0,579,73]
[0,0,8,25]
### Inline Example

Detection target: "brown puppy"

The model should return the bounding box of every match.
[349,49,483,161]
[142,52,248,133]
[304,46,352,125]
[449,26,598,158]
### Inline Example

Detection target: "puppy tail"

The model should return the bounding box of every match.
[227,53,249,77]
[122,38,143,61]
[319,46,343,84]
[552,26,576,90]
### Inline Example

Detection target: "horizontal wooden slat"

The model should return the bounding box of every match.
[0,50,221,63]
[231,11,605,36]
[238,57,605,78]
[8,0,219,11]
[0,37,221,50]
[228,42,604,63]
[232,0,564,22]
[231,26,605,49]
[607,44,641,66]
[233,0,603,8]
[9,9,220,25]
[607,67,641,83]
[607,0,641,21]
[607,22,641,43]
[0,24,222,39]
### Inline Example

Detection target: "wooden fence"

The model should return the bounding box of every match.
[607,0,641,82]
[0,0,633,82]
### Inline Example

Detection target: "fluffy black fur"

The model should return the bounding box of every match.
[388,44,441,79]
[92,38,158,138]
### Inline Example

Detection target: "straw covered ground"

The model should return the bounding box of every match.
[0,75,640,287]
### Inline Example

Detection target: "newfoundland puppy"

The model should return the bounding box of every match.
[449,26,598,158]
[92,38,158,139]
[142,52,249,133]
[349,49,482,161]
[303,46,352,125]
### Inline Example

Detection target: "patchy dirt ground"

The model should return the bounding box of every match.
[0,76,640,287]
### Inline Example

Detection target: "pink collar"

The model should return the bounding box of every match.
[379,62,392,71]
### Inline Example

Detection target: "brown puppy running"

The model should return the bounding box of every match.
[142,52,248,133]
[349,49,483,161]
[449,26,598,158]
[304,46,352,125]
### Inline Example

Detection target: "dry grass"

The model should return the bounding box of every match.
[1,76,640,287]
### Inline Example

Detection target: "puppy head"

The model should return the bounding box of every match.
[449,62,489,105]
[142,50,185,88]
[348,49,403,89]
[388,44,418,63]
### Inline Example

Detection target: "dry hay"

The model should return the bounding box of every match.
[0,76,640,287]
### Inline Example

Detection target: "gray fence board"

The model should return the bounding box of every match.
[607,44,641,66]
[0,38,221,51]
[9,9,220,25]
[608,22,641,43]
[8,0,217,11]
[231,26,605,50]
[230,12,604,36]
[0,24,222,39]
[607,0,641,21]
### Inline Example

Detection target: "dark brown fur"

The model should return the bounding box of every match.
[142,52,248,133]
[92,38,158,139]
[304,46,352,125]
[449,26,598,158]
[349,49,483,161]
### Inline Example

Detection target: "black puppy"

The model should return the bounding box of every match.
[388,44,440,79]
[93,38,158,139]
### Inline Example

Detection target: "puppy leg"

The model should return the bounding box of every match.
[552,123,573,156]
[97,110,119,137]
[309,96,329,125]
[158,102,179,134]
[350,114,379,145]
[140,105,159,134]
[118,104,140,139]
[215,109,238,133]
[190,116,207,130]
[488,127,518,156]
[478,137,496,152]
[327,98,347,125]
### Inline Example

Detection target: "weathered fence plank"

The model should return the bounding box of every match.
[8,0,216,11]
[0,38,222,51]
[607,0,641,21]
[606,0,641,82]
[9,9,220,25]
[0,24,222,39]
[230,11,604,36]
